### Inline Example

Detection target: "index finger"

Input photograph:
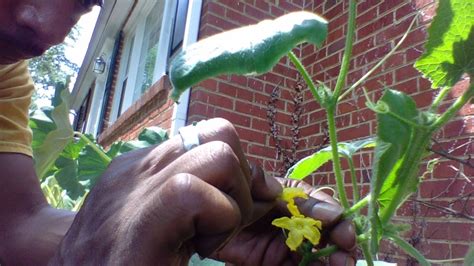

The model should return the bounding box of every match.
[136,118,251,183]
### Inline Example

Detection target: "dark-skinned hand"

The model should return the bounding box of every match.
[51,118,355,265]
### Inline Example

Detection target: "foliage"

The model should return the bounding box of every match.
[30,84,169,209]
[28,26,80,92]
[414,0,474,88]
[169,1,474,265]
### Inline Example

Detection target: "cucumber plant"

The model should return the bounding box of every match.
[169,1,474,265]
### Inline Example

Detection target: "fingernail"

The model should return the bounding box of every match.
[266,174,283,197]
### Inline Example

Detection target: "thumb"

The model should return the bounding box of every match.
[246,164,282,225]
[249,164,282,201]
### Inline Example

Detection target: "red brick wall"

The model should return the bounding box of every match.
[98,76,174,147]
[191,0,473,263]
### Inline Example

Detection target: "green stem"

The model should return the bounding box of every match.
[429,86,452,112]
[333,0,356,98]
[427,258,465,263]
[348,158,360,202]
[360,242,374,266]
[338,15,418,101]
[288,51,322,104]
[344,194,370,218]
[430,82,474,132]
[327,108,350,210]
[386,232,430,266]
[308,245,338,261]
[356,233,369,243]
[75,132,112,164]
[354,219,375,266]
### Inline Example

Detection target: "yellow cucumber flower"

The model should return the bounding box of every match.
[279,187,308,216]
[272,216,322,251]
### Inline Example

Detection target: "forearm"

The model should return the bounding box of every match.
[0,153,75,265]
[3,206,76,265]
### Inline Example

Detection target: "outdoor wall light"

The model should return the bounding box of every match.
[93,55,106,74]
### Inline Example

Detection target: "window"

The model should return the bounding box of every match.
[110,0,193,121]
[134,1,165,101]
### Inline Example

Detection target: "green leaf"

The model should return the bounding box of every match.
[369,89,422,254]
[32,84,74,180]
[370,89,418,202]
[138,126,168,143]
[169,11,328,101]
[77,136,110,188]
[54,156,85,200]
[76,128,169,189]
[414,0,474,88]
[287,137,374,180]
[464,245,474,266]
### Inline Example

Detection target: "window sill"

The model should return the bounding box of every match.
[98,75,172,146]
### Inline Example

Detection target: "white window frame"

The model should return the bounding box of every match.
[110,0,178,122]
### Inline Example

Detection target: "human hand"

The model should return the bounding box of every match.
[209,173,356,266]
[50,118,282,265]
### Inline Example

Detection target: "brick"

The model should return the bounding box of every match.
[451,244,470,258]
[411,89,434,108]
[378,0,404,15]
[235,126,266,143]
[206,2,226,16]
[356,4,378,27]
[214,107,250,127]
[218,0,245,12]
[357,12,393,40]
[405,44,424,62]
[207,92,234,108]
[395,64,421,82]
[248,143,276,158]
[278,1,302,12]
[356,43,392,67]
[204,13,239,31]
[244,4,270,20]
[254,0,270,12]
[327,37,346,55]
[395,2,416,21]
[352,36,375,56]
[235,100,267,118]
[394,77,418,94]
[420,179,474,198]
[443,118,473,138]
[226,8,258,25]
[357,0,381,14]
[270,5,285,17]
[338,123,371,141]
[325,2,344,20]
[236,87,253,101]
[327,26,344,45]
[218,82,238,97]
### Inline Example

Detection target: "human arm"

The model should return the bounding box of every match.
[0,153,76,265]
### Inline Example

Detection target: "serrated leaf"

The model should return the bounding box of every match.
[32,84,74,180]
[415,0,474,88]
[287,138,374,180]
[169,11,328,101]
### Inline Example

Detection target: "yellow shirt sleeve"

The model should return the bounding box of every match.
[0,61,34,157]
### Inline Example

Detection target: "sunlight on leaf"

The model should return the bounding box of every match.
[415,0,474,88]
